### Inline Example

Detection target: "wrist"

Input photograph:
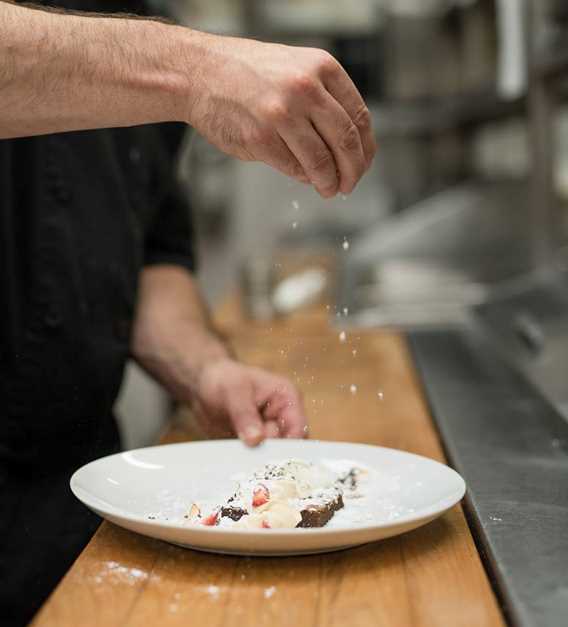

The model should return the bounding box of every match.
[133,319,233,400]
[172,27,217,125]
[149,23,204,124]
[180,330,234,394]
[105,19,196,125]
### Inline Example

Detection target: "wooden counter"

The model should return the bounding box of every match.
[32,273,505,627]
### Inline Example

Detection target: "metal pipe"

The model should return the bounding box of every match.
[527,0,558,269]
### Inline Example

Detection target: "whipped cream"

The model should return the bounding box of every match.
[226,459,340,529]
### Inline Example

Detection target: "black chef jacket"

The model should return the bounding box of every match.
[0,4,196,625]
[0,125,196,465]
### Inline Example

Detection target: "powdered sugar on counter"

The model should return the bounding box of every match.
[88,560,153,587]
[205,584,220,599]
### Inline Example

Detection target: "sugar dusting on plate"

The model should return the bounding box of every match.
[146,458,410,529]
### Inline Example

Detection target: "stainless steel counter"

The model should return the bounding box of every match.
[409,327,568,627]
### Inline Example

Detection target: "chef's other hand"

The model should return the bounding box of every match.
[192,358,307,447]
[186,35,377,198]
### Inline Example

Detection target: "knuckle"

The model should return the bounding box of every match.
[308,148,334,175]
[314,49,339,76]
[353,105,372,130]
[288,73,319,99]
[339,122,361,153]
[263,101,290,125]
[285,159,304,179]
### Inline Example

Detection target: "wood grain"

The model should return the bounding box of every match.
[32,267,505,627]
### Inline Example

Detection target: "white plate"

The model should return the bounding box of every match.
[70,439,466,556]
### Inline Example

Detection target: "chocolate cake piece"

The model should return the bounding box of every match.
[296,493,344,528]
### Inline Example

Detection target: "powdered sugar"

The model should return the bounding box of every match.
[177,458,404,530]
[145,457,412,531]
[88,560,154,587]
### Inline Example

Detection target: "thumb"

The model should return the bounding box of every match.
[228,391,265,447]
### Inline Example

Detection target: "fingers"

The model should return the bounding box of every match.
[277,399,309,439]
[255,373,308,440]
[274,58,374,197]
[227,391,266,447]
[264,420,281,439]
[279,121,339,198]
[310,91,366,195]
[254,133,311,185]
[320,61,377,170]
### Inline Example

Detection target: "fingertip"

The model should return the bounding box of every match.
[318,185,338,199]
[283,419,310,440]
[240,425,264,447]
[339,180,356,196]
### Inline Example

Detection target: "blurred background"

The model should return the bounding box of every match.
[116,0,568,448]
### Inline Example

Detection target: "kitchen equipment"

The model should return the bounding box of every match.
[271,268,328,315]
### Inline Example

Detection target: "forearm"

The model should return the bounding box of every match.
[131,265,231,399]
[133,265,307,444]
[1,2,375,194]
[0,1,195,138]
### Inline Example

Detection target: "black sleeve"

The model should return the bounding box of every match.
[144,178,198,273]
[143,123,198,273]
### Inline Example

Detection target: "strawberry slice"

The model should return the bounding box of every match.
[261,520,271,529]
[201,510,219,526]
[252,484,270,508]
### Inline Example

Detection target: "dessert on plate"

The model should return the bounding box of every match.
[186,458,367,529]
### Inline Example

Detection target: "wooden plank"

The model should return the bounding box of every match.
[32,303,505,627]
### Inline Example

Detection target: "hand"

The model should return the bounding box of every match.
[186,34,377,198]
[191,358,308,446]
